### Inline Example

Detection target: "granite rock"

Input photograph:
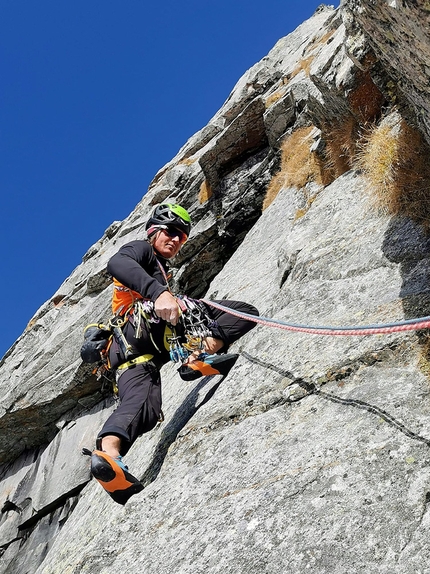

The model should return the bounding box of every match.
[1,2,430,573]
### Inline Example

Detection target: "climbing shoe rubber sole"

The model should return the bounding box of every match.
[178,353,239,381]
[90,450,144,505]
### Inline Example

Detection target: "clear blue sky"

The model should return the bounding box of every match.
[0,0,339,359]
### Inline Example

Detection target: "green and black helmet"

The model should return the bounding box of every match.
[146,203,192,237]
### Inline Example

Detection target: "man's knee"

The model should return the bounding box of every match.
[207,300,259,349]
[242,302,259,319]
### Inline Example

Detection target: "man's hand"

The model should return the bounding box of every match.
[154,291,181,325]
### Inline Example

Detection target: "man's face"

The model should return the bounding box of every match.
[152,226,187,259]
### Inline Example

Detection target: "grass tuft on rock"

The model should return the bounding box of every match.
[357,114,430,228]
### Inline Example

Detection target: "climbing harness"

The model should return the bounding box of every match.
[116,354,154,371]
[201,299,430,337]
[81,295,213,376]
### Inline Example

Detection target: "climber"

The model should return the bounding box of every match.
[89,203,259,504]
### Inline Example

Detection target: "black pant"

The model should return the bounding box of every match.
[98,299,258,455]
[98,362,161,455]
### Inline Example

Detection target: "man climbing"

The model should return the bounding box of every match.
[89,203,259,504]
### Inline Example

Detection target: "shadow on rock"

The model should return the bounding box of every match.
[140,375,224,487]
[382,215,430,321]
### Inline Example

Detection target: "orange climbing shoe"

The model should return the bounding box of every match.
[90,450,144,505]
[178,353,239,381]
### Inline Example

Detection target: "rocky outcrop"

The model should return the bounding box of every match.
[2,2,430,572]
[342,0,430,143]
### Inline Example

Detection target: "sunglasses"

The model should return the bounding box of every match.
[160,225,188,244]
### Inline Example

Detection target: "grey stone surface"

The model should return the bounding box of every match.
[342,0,430,142]
[1,2,430,573]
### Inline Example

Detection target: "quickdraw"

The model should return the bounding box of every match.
[178,296,213,345]
[108,315,135,359]
[168,332,189,363]
[131,300,160,345]
[169,296,214,363]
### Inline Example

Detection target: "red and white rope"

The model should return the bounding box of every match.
[201,299,430,337]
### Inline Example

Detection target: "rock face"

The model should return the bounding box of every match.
[343,0,430,143]
[2,2,430,572]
